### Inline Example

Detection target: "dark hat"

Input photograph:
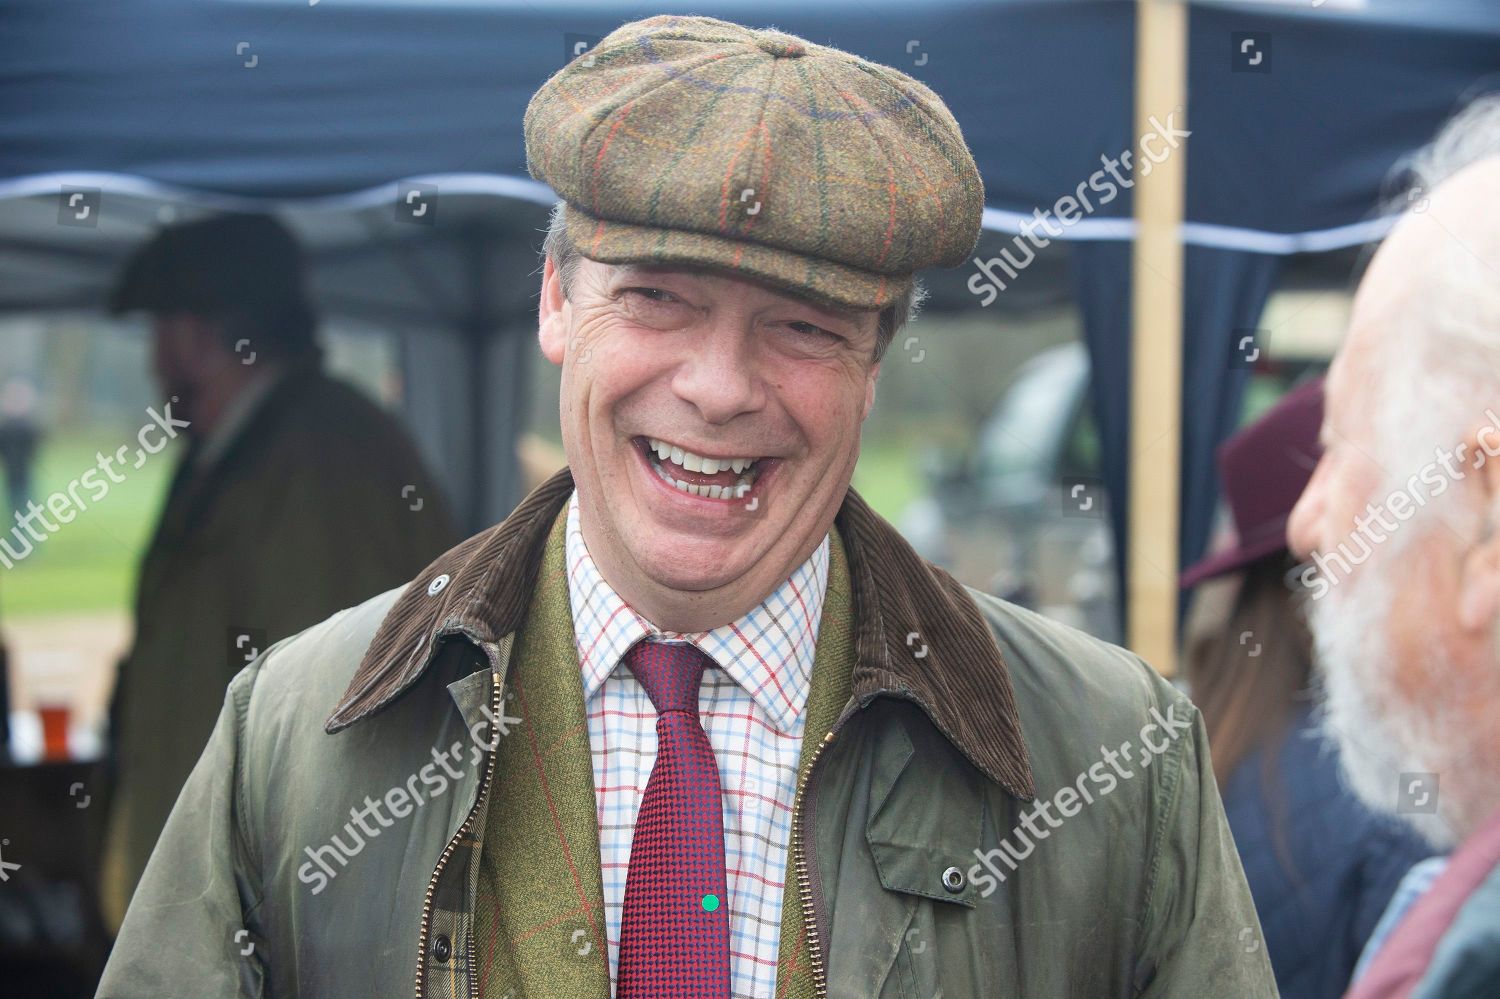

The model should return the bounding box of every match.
[524,15,985,312]
[110,213,317,351]
[1180,376,1325,588]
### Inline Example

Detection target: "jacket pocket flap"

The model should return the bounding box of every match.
[865,703,987,908]
[867,840,981,908]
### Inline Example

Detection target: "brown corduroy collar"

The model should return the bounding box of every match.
[326,467,1035,800]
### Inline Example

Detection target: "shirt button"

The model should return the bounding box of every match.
[427,573,450,596]
[941,866,966,893]
[431,934,452,963]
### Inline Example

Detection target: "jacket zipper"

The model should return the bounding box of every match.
[793,698,861,999]
[415,668,503,999]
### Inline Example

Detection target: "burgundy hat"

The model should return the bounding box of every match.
[1180,376,1325,589]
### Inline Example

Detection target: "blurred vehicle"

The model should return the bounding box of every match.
[901,337,1329,646]
[901,342,1120,642]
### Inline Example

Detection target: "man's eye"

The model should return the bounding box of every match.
[787,321,839,340]
[623,287,678,304]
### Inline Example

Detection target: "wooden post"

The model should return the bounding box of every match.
[1128,0,1187,675]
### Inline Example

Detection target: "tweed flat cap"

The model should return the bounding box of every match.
[524,15,985,312]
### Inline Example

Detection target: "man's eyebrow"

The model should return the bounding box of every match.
[798,300,858,322]
[808,302,861,324]
[766,294,870,327]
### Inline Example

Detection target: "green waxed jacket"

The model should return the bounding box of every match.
[98,467,1277,998]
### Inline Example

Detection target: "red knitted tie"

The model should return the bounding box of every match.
[616,639,731,998]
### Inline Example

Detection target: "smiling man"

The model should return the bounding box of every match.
[99,15,1273,999]
[539,250,882,636]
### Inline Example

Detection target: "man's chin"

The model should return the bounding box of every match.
[1310,569,1462,848]
[633,541,752,594]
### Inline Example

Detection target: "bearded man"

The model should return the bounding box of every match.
[1288,96,1500,999]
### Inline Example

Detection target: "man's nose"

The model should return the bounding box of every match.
[1286,473,1322,560]
[671,327,764,424]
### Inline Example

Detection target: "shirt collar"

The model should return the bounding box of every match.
[327,466,1036,803]
[194,366,283,472]
[565,489,828,733]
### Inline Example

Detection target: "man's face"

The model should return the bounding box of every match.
[1287,201,1500,844]
[149,313,225,428]
[1286,312,1449,841]
[538,255,881,630]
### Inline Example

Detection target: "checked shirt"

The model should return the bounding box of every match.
[564,489,829,999]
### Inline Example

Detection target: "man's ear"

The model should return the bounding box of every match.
[1457,420,1500,631]
[861,359,880,421]
[538,255,568,366]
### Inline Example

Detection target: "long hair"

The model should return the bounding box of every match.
[1186,552,1314,786]
[1184,551,1315,887]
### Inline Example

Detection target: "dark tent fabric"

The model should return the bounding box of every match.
[6,0,1493,230]
[0,0,1143,209]
[1074,242,1280,626]
[1188,2,1500,238]
[1180,247,1283,597]
[3,0,1499,623]
[1069,240,1132,617]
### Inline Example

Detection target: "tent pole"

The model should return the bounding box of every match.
[1128,0,1187,676]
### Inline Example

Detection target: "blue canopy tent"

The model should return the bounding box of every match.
[3,0,1499,629]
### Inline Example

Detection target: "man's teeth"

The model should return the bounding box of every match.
[645,436,760,499]
[647,437,759,474]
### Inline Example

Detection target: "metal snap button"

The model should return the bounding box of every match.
[431,933,452,962]
[427,573,450,596]
[941,865,966,893]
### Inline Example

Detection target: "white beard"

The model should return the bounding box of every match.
[1306,561,1461,849]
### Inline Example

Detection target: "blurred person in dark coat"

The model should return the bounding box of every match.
[1183,376,1435,999]
[99,213,460,927]
[0,584,9,762]
[0,378,40,764]
[0,376,42,518]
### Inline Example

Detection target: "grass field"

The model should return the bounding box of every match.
[851,439,924,522]
[3,433,172,620]
[2,431,922,621]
